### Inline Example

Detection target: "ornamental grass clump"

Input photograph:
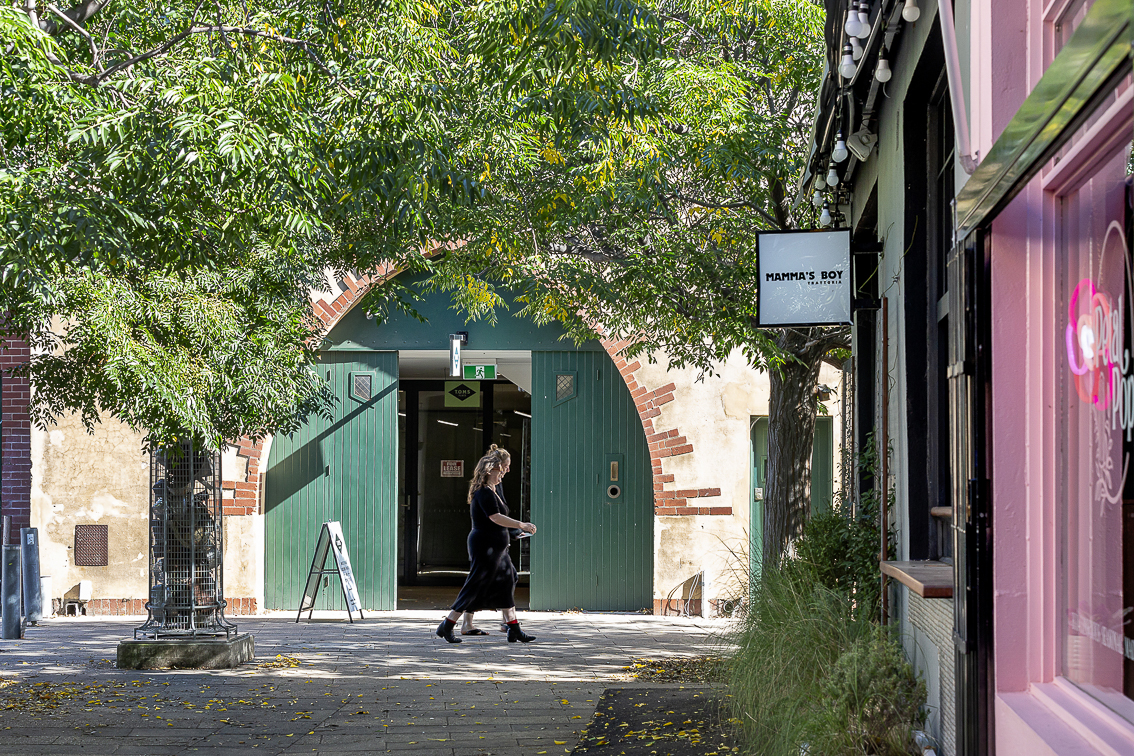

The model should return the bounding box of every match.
[726,566,875,756]
[804,629,927,756]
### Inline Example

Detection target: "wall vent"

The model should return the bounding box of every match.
[74,524,109,567]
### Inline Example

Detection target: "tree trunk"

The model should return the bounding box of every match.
[762,328,827,569]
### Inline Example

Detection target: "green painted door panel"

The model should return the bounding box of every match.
[750,415,837,571]
[264,352,398,610]
[811,417,835,514]
[529,351,653,610]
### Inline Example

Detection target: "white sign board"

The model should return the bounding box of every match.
[757,230,852,326]
[441,459,465,478]
[325,521,361,614]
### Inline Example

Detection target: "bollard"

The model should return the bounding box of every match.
[21,528,41,624]
[1,545,22,639]
[40,576,52,618]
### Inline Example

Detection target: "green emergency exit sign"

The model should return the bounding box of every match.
[463,364,496,380]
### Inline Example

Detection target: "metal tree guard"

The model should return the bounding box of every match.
[135,441,237,640]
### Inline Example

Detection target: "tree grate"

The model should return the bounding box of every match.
[134,441,236,640]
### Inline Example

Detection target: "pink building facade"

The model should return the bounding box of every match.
[987,5,1134,753]
[807,0,1132,753]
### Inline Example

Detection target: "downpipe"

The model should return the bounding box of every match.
[938,0,980,174]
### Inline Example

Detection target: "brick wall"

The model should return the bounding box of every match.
[0,339,31,541]
[222,438,266,516]
[602,338,729,516]
[63,597,259,617]
[909,592,956,756]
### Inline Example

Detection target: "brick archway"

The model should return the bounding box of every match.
[226,270,725,518]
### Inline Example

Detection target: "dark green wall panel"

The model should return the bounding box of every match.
[264,351,398,610]
[530,351,653,610]
[324,272,602,352]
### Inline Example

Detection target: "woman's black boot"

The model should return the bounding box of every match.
[436,618,462,644]
[506,621,535,643]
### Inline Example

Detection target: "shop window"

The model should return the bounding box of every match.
[555,372,577,405]
[1058,145,1134,720]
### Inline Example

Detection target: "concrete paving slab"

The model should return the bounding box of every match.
[0,611,731,755]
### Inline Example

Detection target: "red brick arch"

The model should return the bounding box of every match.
[225,269,726,518]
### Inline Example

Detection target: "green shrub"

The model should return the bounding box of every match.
[727,568,875,756]
[803,628,927,755]
[727,432,922,756]
[793,504,883,619]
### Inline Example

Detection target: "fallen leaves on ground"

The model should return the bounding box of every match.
[258,654,300,669]
[0,680,151,713]
[621,656,726,684]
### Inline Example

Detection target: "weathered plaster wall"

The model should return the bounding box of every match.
[635,348,845,611]
[30,413,150,604]
[223,513,263,603]
[31,413,262,614]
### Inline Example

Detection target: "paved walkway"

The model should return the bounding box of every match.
[0,611,732,755]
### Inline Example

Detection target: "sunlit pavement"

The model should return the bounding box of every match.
[0,611,731,755]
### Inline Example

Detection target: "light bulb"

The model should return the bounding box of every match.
[857,2,871,38]
[843,9,861,38]
[875,54,892,82]
[826,164,840,187]
[839,44,857,79]
[902,0,920,22]
[812,190,823,208]
[819,202,832,228]
[815,173,827,190]
[851,36,863,61]
[832,130,849,163]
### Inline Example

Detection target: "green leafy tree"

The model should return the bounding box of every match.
[402,0,845,566]
[1,0,660,447]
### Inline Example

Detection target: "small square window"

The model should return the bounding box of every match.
[555,372,577,405]
[350,372,374,402]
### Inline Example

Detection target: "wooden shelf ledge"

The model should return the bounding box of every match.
[881,560,954,598]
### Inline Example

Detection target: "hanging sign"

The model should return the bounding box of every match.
[444,380,481,408]
[757,229,852,326]
[296,521,364,623]
[463,364,497,380]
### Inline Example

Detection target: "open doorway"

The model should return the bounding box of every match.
[397,380,532,589]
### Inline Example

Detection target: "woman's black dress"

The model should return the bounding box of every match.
[450,486,517,612]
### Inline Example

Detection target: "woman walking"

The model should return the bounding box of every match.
[436,445,537,644]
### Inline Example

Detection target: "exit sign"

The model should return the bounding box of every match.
[463,364,496,380]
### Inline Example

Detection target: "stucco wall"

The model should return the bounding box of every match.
[636,348,845,610]
[30,413,150,605]
[31,414,262,614]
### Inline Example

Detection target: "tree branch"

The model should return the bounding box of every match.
[672,192,780,229]
[41,0,112,35]
[93,25,333,84]
[47,3,99,68]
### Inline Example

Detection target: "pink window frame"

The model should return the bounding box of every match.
[989,73,1134,756]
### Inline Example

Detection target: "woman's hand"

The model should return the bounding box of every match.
[522,522,537,535]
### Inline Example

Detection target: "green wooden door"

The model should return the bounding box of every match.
[750,415,836,570]
[529,351,652,610]
[264,351,399,610]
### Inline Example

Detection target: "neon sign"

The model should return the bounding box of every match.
[1065,221,1134,442]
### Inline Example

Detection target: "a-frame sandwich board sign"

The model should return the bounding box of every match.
[296,521,364,622]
